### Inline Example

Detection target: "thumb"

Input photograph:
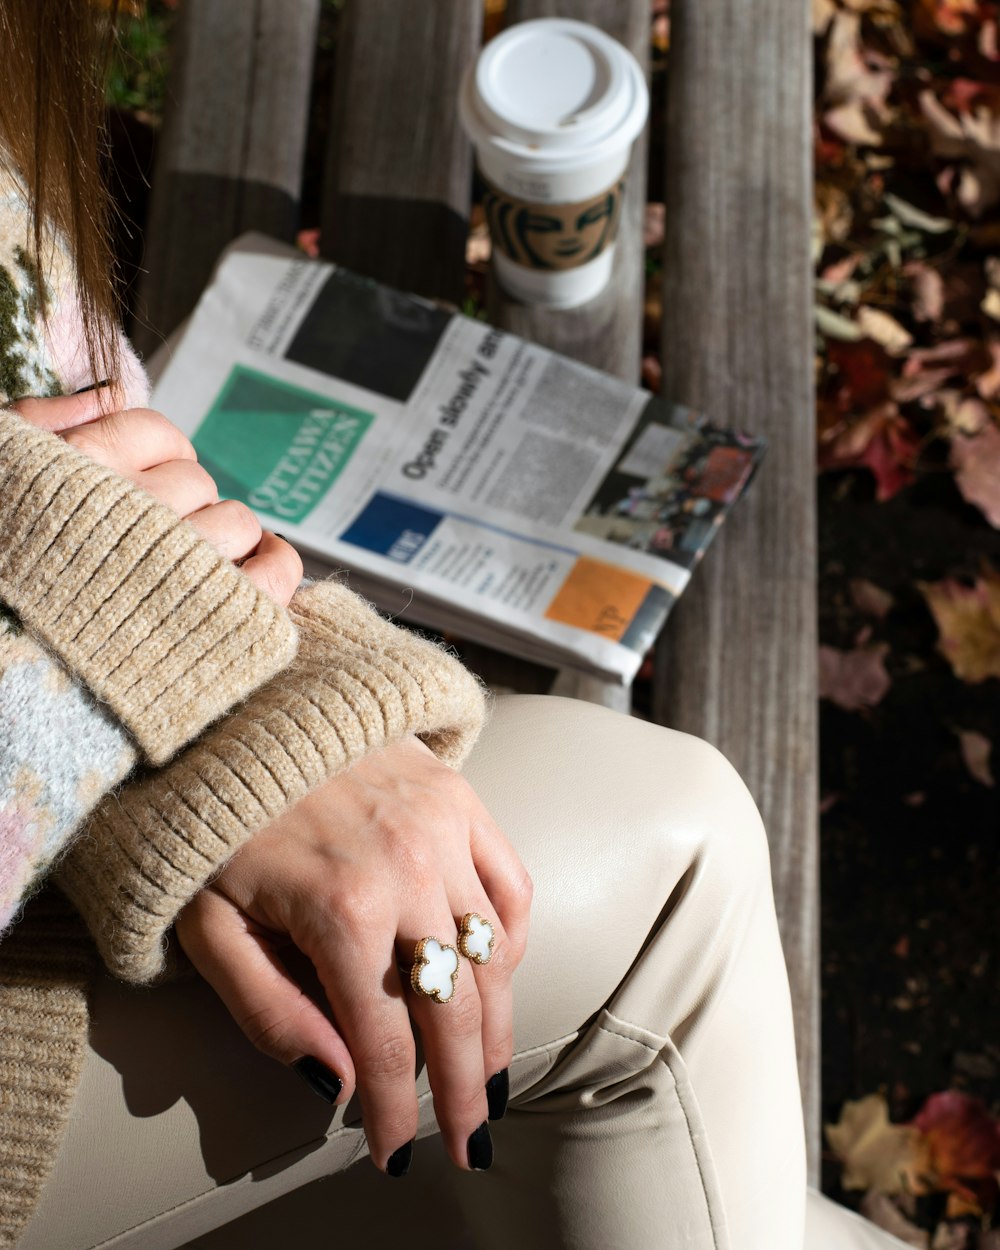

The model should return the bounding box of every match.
[175,886,355,1107]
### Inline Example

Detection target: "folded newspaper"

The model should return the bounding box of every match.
[152,235,765,684]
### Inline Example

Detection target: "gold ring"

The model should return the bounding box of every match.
[457,912,495,966]
[410,937,460,1004]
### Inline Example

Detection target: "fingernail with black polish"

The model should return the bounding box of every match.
[386,1140,413,1178]
[486,1069,509,1121]
[467,1121,493,1171]
[292,1056,344,1104]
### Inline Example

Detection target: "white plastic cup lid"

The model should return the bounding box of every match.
[461,18,648,166]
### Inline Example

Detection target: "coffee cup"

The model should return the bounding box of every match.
[459,18,649,308]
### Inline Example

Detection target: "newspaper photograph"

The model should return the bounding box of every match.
[152,237,765,683]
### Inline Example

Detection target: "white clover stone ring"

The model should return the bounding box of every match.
[410,938,460,1004]
[458,912,495,966]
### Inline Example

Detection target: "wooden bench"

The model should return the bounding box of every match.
[135,0,817,1178]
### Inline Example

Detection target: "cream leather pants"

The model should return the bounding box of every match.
[21,696,905,1250]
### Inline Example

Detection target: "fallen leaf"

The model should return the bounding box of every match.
[857,306,915,354]
[974,339,1000,398]
[983,256,1000,322]
[641,354,662,394]
[827,339,893,408]
[822,11,896,146]
[820,402,921,499]
[904,339,987,372]
[904,261,946,322]
[859,1192,929,1248]
[893,339,989,402]
[920,88,1000,217]
[652,11,670,52]
[294,228,320,258]
[466,218,491,267]
[820,642,893,709]
[816,182,856,247]
[919,567,1000,682]
[912,1091,1000,1216]
[814,0,837,31]
[919,0,982,37]
[827,1094,933,1195]
[942,78,1000,117]
[950,419,1000,526]
[930,1220,971,1250]
[981,16,1000,59]
[892,368,961,404]
[644,202,665,249]
[956,729,995,785]
[821,252,865,285]
[942,393,990,436]
[884,192,956,233]
[817,303,866,341]
[850,578,896,618]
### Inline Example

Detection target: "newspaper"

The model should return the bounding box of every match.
[152,235,765,684]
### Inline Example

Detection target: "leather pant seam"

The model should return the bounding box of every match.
[599,1010,729,1250]
[597,1013,664,1054]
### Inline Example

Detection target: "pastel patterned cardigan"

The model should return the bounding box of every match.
[0,176,485,1245]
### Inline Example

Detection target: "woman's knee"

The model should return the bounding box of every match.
[462,695,774,1046]
[466,694,770,896]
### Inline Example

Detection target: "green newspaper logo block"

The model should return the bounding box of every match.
[193,365,374,523]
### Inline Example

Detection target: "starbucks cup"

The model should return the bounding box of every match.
[459,18,649,308]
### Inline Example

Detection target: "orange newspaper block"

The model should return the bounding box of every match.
[545,557,653,642]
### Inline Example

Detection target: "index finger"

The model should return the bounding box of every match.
[9,382,127,432]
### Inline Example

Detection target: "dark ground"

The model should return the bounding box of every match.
[818,459,1000,1206]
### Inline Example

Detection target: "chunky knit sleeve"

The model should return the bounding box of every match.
[59,579,487,983]
[0,607,137,933]
[0,413,299,938]
[0,412,298,763]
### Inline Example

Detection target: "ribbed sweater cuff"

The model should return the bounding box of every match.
[58,580,487,983]
[0,412,297,764]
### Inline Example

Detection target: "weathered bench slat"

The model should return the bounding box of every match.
[654,0,819,1177]
[320,0,480,306]
[134,0,320,355]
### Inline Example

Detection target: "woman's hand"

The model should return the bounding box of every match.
[174,735,533,1175]
[10,388,302,606]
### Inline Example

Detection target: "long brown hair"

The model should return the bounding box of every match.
[0,0,122,388]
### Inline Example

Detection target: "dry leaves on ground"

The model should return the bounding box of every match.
[919,566,1000,682]
[815,2,1000,520]
[828,1091,1000,1245]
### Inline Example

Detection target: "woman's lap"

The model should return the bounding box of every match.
[20,695,806,1250]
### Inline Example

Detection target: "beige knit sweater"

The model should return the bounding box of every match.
[0,412,295,1244]
[0,425,485,1244]
[61,578,487,985]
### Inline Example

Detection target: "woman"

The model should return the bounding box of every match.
[0,2,830,1247]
